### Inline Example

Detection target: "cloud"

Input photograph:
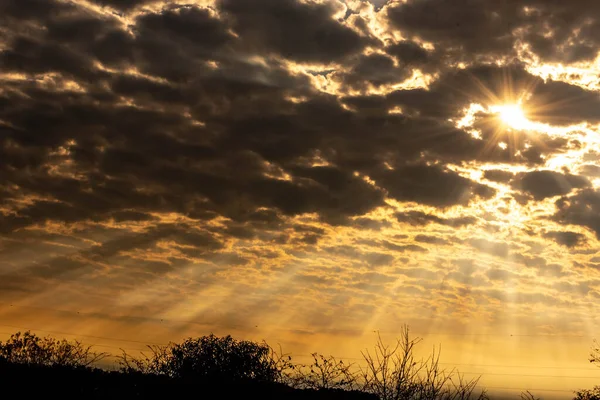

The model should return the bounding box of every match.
[364,252,395,266]
[385,0,600,65]
[467,238,510,258]
[218,0,371,63]
[486,268,519,282]
[340,53,411,90]
[543,231,586,248]
[554,190,600,239]
[395,211,477,227]
[483,170,515,183]
[527,80,600,125]
[414,234,450,245]
[512,170,591,200]
[580,164,600,177]
[91,0,157,11]
[135,5,236,53]
[375,164,495,207]
[384,40,433,67]
[351,217,392,231]
[386,0,521,61]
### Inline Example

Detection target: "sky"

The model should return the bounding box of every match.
[2,0,600,397]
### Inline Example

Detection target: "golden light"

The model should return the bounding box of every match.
[492,104,530,130]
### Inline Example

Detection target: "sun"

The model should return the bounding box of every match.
[491,104,530,130]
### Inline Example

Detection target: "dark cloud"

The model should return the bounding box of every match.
[580,164,600,178]
[375,164,495,207]
[555,190,600,239]
[385,0,600,65]
[290,224,326,245]
[91,0,157,11]
[340,53,411,89]
[484,170,515,183]
[527,80,600,125]
[544,231,586,248]
[135,6,235,53]
[364,252,395,267]
[382,242,428,253]
[395,211,477,227]
[0,0,73,24]
[486,268,518,282]
[218,0,371,63]
[0,0,128,80]
[384,40,433,67]
[0,0,599,306]
[285,165,386,222]
[512,170,590,200]
[0,36,105,82]
[1,0,592,249]
[351,217,392,231]
[293,225,326,235]
[385,0,523,62]
[337,94,501,164]
[519,0,600,64]
[414,235,450,245]
[355,238,427,254]
[109,210,156,223]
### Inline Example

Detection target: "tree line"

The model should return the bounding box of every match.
[1,326,599,399]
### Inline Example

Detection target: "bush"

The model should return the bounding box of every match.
[0,331,107,368]
[0,329,495,399]
[119,333,290,383]
[289,353,358,390]
[574,387,600,400]
[359,326,488,400]
[520,390,540,400]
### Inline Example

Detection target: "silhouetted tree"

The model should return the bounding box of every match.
[290,353,358,390]
[0,329,509,399]
[590,339,600,365]
[574,387,600,400]
[359,325,487,400]
[0,331,107,367]
[579,340,600,400]
[118,333,291,383]
[519,390,540,400]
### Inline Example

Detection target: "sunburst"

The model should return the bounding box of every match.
[492,104,530,130]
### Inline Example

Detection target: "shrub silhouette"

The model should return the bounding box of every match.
[574,387,600,400]
[290,353,358,390]
[0,331,107,367]
[359,325,488,400]
[118,328,490,399]
[2,328,556,399]
[579,341,600,400]
[519,390,540,400]
[119,333,287,383]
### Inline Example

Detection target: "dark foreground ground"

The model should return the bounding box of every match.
[0,361,378,400]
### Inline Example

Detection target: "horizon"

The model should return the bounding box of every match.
[2,1,600,398]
